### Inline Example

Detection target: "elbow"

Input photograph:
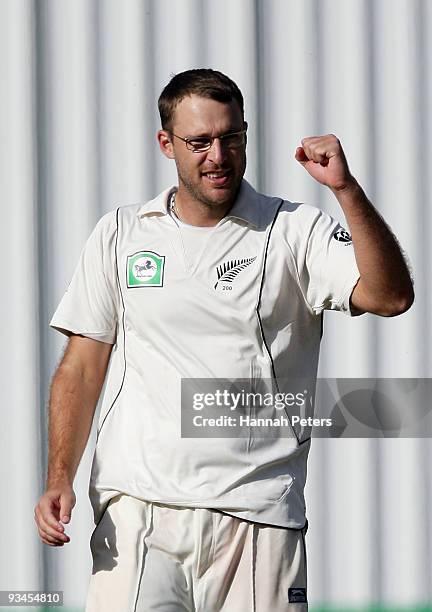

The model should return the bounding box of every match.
[380,287,415,317]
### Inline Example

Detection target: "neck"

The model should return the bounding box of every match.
[174,186,234,227]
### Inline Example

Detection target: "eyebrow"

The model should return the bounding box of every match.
[185,128,243,139]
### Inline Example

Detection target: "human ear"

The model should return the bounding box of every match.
[157,130,175,159]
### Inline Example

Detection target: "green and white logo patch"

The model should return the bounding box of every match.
[127,251,165,287]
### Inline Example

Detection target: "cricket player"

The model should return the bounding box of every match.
[34,69,414,611]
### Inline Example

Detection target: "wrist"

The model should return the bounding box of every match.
[331,178,369,213]
[46,472,74,489]
[330,176,359,195]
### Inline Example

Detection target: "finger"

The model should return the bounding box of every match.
[295,147,308,163]
[59,491,76,524]
[38,529,67,546]
[39,526,69,545]
[38,529,65,547]
[301,136,319,144]
[301,143,328,164]
[38,527,65,545]
[36,501,64,532]
[301,134,338,146]
[300,136,321,152]
[36,510,70,543]
[296,145,328,167]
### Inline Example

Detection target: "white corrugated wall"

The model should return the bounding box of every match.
[1,0,430,609]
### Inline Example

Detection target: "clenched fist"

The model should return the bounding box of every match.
[295,134,356,192]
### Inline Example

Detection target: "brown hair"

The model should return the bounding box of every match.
[158,69,244,131]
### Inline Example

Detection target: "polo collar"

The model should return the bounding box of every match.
[224,180,260,227]
[137,179,260,228]
[137,187,174,218]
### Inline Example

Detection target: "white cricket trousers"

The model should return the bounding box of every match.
[85,494,308,612]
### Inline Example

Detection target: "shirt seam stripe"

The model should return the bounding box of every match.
[96,207,127,440]
[255,199,300,447]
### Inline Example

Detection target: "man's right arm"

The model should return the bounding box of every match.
[34,334,113,546]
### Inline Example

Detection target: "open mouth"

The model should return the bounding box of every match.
[202,169,232,187]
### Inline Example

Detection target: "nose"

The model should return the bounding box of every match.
[207,137,227,164]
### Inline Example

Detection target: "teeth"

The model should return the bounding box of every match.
[205,172,228,178]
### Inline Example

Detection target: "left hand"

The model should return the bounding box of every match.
[295,134,356,191]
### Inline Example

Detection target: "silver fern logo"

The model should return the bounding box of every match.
[214,257,257,289]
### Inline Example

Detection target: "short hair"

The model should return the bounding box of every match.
[158,69,244,131]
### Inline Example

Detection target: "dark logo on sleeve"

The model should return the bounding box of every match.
[214,257,257,289]
[288,587,307,603]
[333,229,352,243]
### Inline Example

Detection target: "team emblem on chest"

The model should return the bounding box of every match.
[127,251,165,287]
[214,257,257,289]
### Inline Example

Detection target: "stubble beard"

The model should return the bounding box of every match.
[175,156,246,212]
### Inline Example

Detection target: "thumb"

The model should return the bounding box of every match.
[59,491,75,524]
[295,146,309,164]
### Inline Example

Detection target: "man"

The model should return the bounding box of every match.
[34,69,414,611]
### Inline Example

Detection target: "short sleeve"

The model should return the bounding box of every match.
[50,211,119,344]
[304,210,361,316]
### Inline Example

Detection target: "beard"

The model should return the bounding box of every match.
[174,155,246,210]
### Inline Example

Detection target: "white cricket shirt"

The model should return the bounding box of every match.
[50,180,360,528]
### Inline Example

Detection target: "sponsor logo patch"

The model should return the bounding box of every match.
[127,251,165,287]
[333,228,352,243]
[288,587,307,603]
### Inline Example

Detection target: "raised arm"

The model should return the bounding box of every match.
[34,335,112,546]
[296,134,414,316]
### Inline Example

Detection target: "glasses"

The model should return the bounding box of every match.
[171,128,247,153]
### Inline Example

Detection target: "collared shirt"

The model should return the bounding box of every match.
[50,180,360,528]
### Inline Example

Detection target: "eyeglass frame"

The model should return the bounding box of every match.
[169,126,248,153]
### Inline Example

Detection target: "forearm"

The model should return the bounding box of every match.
[46,362,102,487]
[36,337,111,546]
[331,178,414,309]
